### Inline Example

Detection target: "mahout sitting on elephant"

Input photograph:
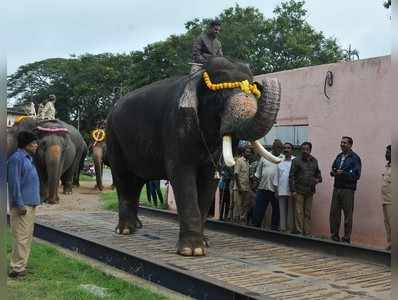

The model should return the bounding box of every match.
[106,56,281,256]
[7,118,87,204]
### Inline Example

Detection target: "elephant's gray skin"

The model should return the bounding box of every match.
[106,57,281,256]
[7,118,86,204]
[73,140,88,187]
[92,140,112,191]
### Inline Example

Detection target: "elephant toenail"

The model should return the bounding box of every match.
[179,247,193,256]
[193,248,204,256]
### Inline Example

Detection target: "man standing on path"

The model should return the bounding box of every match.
[253,140,284,230]
[7,131,40,278]
[329,136,362,243]
[231,146,251,224]
[289,142,322,236]
[273,143,295,232]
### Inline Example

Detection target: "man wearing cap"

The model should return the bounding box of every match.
[37,94,56,120]
[7,131,40,278]
[191,19,223,73]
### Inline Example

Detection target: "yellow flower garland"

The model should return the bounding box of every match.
[92,128,106,143]
[203,71,261,98]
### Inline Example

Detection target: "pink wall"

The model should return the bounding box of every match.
[256,56,393,248]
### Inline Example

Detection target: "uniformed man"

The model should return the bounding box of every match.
[381,145,391,250]
[230,146,251,224]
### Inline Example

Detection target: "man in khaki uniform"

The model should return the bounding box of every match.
[7,131,40,278]
[37,94,56,120]
[230,146,252,224]
[382,145,391,250]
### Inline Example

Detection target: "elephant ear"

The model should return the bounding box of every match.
[177,70,204,113]
[176,71,204,137]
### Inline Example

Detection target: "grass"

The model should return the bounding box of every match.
[79,174,96,182]
[100,185,168,211]
[6,230,168,300]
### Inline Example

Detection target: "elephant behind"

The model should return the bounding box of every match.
[92,140,112,191]
[8,118,86,204]
[106,57,281,256]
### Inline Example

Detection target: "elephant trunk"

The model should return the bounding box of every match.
[221,78,281,166]
[234,78,281,141]
[46,144,63,204]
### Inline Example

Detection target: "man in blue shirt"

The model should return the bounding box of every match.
[329,136,362,243]
[7,131,40,278]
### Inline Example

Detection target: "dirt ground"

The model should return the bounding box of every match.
[36,180,112,216]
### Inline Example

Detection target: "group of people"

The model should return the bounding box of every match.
[219,137,391,250]
[20,94,57,121]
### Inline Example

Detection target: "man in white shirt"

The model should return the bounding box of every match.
[273,143,295,232]
[252,140,284,230]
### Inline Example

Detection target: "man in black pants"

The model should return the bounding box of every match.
[329,136,362,243]
[146,180,164,207]
[253,140,284,230]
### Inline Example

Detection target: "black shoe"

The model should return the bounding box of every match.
[8,270,27,278]
[331,236,340,242]
[341,238,351,244]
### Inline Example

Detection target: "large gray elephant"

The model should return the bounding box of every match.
[7,118,87,204]
[106,57,281,256]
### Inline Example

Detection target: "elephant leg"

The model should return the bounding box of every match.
[93,146,104,191]
[114,173,144,235]
[170,166,205,256]
[197,164,219,247]
[61,166,74,195]
[38,168,49,202]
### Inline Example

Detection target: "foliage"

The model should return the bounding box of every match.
[8,1,344,141]
[5,231,168,300]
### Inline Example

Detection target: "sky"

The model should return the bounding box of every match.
[2,0,391,75]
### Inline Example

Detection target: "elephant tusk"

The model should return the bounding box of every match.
[222,136,235,167]
[250,140,282,164]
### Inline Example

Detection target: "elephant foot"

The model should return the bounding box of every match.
[115,218,142,235]
[177,233,207,256]
[63,186,73,195]
[47,198,59,205]
[94,184,104,191]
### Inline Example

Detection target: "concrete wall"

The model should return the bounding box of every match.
[256,56,392,248]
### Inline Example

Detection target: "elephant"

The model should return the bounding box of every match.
[7,118,87,204]
[106,57,281,256]
[92,140,112,191]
